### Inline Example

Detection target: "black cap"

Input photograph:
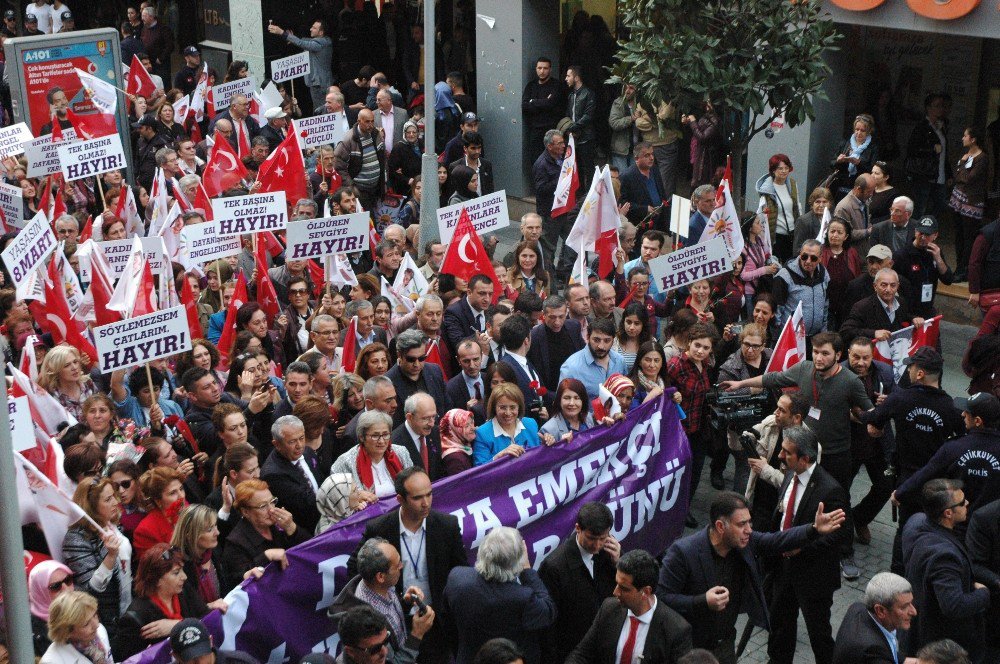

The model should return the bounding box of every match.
[954,392,1000,423]
[461,111,478,125]
[902,346,943,373]
[170,619,212,662]
[4,10,15,19]
[915,216,939,234]
[183,45,200,56]
[25,13,36,22]
[136,114,158,128]
[60,10,72,20]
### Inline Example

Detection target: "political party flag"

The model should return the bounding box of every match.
[254,238,280,324]
[341,316,358,373]
[115,184,145,238]
[65,107,117,140]
[699,157,744,259]
[368,218,380,262]
[74,68,119,115]
[180,272,205,341]
[9,362,77,453]
[873,316,942,383]
[191,64,209,122]
[326,254,358,288]
[816,205,833,244]
[79,244,122,327]
[15,450,96,561]
[217,272,249,366]
[29,259,97,360]
[565,165,620,278]
[551,134,579,217]
[107,237,157,318]
[173,95,191,125]
[765,301,806,372]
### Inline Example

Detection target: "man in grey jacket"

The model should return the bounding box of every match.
[268,20,333,112]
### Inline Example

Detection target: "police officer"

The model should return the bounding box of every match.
[892,215,954,320]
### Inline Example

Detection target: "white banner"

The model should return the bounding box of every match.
[1,211,56,288]
[293,112,349,149]
[648,236,731,292]
[180,223,243,264]
[94,306,192,373]
[8,395,33,452]
[57,134,126,181]
[0,181,24,229]
[271,51,311,83]
[97,237,167,280]
[25,129,78,177]
[0,122,34,159]
[211,191,287,236]
[436,190,510,244]
[285,213,370,260]
[212,76,258,111]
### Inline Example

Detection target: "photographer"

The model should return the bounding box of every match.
[742,393,810,531]
[715,323,773,493]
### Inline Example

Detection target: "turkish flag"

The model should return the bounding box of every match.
[368,218,381,262]
[84,247,121,327]
[765,301,807,373]
[180,274,204,340]
[78,215,93,242]
[254,238,280,324]
[307,259,326,298]
[425,339,450,380]
[217,272,248,366]
[132,261,159,318]
[440,207,500,298]
[256,130,308,207]
[125,54,157,98]
[65,108,117,140]
[193,180,214,220]
[114,185,145,237]
[341,316,358,373]
[203,131,249,197]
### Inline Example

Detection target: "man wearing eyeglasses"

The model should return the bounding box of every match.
[773,239,830,343]
[261,415,321,534]
[386,329,449,430]
[54,214,79,243]
[392,392,442,480]
[902,479,989,661]
[209,94,260,158]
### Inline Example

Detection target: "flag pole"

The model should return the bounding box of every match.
[325,255,333,302]
[96,175,106,212]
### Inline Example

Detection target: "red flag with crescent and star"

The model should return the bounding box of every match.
[440,207,500,302]
[256,129,307,208]
[203,130,249,197]
[125,54,157,99]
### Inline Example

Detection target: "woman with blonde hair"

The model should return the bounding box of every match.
[42,591,112,664]
[29,560,76,656]
[80,394,126,450]
[38,345,97,420]
[132,467,187,558]
[170,504,228,617]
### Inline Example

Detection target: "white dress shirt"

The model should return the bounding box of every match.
[380,109,396,151]
[295,456,319,493]
[615,596,657,664]
[781,463,816,529]
[576,536,595,578]
[399,513,432,602]
[371,459,395,497]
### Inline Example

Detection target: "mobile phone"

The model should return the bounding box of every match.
[410,594,428,616]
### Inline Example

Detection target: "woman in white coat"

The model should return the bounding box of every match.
[42,591,113,664]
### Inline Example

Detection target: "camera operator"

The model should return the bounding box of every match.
[716,323,773,494]
[742,392,810,532]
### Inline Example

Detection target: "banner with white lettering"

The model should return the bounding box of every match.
[211,192,287,236]
[2,211,56,289]
[284,213,369,260]
[436,190,510,244]
[0,181,25,229]
[648,236,731,292]
[0,123,34,159]
[293,112,348,149]
[271,52,311,83]
[179,223,243,265]
[94,306,192,373]
[8,395,34,452]
[213,76,258,111]
[25,129,78,177]
[58,134,126,181]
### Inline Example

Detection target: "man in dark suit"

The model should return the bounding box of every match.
[845,244,894,315]
[208,94,261,157]
[445,339,486,424]
[658,491,847,664]
[767,426,852,664]
[498,313,553,422]
[869,196,916,255]
[567,549,692,664]
[259,415,321,534]
[840,268,924,347]
[619,142,666,228]
[903,479,989,662]
[539,503,620,663]
[832,572,917,664]
[386,329,449,429]
[339,300,389,349]
[527,294,585,394]
[966,497,1000,662]
[347,468,467,664]
[343,376,398,446]
[443,274,495,353]
[391,392,442,480]
[258,107,288,153]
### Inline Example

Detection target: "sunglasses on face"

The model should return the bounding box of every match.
[47,577,73,592]
[352,637,391,656]
[799,254,820,263]
[112,479,132,491]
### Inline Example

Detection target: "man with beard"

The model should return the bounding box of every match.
[558,318,626,400]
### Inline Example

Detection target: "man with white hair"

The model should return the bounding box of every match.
[54,214,79,243]
[442,527,556,664]
[260,415,321,533]
[374,89,407,157]
[841,268,925,347]
[209,94,261,157]
[832,572,917,663]
[870,196,916,254]
[391,392,441,479]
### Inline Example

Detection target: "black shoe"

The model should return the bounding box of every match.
[685,514,698,528]
[710,471,725,490]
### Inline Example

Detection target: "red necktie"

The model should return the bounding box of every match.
[782,476,799,530]
[419,435,429,470]
[237,121,250,157]
[619,616,640,664]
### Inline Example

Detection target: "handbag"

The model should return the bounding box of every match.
[979,289,1000,311]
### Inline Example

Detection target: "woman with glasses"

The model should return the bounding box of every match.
[223,479,309,590]
[63,478,132,644]
[114,543,201,660]
[473,383,541,466]
[278,276,314,363]
[171,504,229,617]
[38,345,97,421]
[42,590,113,664]
[717,323,774,494]
[330,410,413,498]
[29,560,76,656]
[107,460,145,539]
[133,467,187,559]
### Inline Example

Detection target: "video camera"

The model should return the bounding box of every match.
[707,386,771,433]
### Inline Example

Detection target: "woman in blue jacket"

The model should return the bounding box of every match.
[473,383,540,465]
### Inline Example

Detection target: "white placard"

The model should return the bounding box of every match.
[293,112,348,149]
[271,51,311,83]
[436,190,510,244]
[8,395,33,452]
[25,129,78,177]
[0,123,34,159]
[648,236,732,292]
[97,237,166,280]
[0,181,24,230]
[211,191,287,236]
[669,194,691,238]
[1,210,56,288]
[57,134,126,181]
[94,306,193,373]
[212,76,258,111]
[180,223,243,264]
[285,213,370,260]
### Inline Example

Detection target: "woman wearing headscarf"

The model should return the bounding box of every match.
[29,560,77,656]
[447,165,478,207]
[386,120,422,194]
[433,81,460,152]
[439,409,476,476]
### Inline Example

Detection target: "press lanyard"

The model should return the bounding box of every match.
[811,364,840,405]
[401,528,426,580]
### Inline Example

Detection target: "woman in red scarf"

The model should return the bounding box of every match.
[330,410,413,498]
[113,543,201,661]
[132,468,188,559]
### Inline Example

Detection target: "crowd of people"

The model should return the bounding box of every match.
[1,2,1000,664]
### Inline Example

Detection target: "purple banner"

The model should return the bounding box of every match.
[129,394,690,664]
